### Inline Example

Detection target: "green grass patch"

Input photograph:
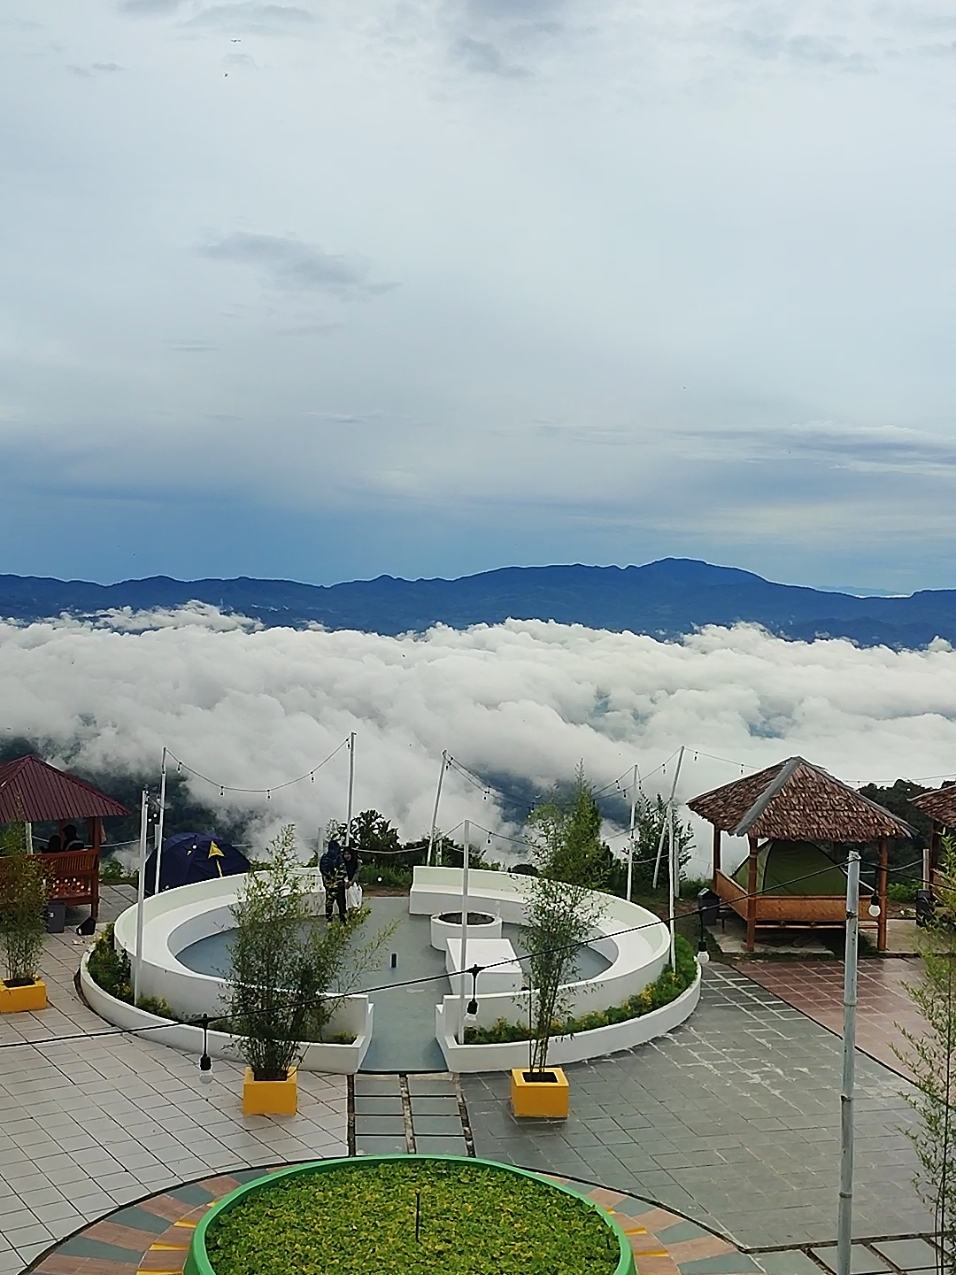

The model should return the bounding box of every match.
[464,934,697,1045]
[204,1160,622,1275]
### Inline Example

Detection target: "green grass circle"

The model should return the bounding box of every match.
[197,1157,633,1275]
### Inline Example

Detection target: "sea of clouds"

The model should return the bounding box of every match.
[2,607,955,874]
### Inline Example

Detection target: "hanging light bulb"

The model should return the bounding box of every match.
[465,965,481,1023]
[697,939,710,965]
[868,902,881,918]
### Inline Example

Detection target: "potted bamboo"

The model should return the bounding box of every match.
[512,778,606,1118]
[0,823,50,1013]
[229,826,390,1115]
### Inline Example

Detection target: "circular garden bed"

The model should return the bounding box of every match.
[185,1156,635,1275]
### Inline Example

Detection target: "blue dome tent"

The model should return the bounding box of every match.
[145,832,250,895]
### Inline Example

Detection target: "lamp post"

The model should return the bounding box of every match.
[457,820,471,1045]
[133,786,149,1004]
[837,850,861,1275]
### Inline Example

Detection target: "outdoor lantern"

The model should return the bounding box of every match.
[868,902,881,918]
[465,963,481,1022]
[199,1014,213,1084]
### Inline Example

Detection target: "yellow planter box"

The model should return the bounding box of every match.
[242,1067,298,1116]
[0,979,47,1014]
[510,1067,569,1119]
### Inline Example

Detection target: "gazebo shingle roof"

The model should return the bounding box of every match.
[911,784,956,829]
[688,756,913,842]
[0,754,130,823]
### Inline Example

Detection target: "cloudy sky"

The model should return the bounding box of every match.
[3,1,956,592]
[5,609,956,870]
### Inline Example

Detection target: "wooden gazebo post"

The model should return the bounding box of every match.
[876,836,889,952]
[712,825,721,887]
[746,834,759,952]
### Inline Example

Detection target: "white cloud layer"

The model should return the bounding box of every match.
[3,610,955,871]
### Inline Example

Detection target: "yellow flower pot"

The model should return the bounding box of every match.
[510,1067,569,1119]
[242,1067,298,1116]
[0,979,47,1014]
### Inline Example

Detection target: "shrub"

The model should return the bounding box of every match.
[0,837,49,986]
[888,881,919,903]
[464,935,698,1045]
[86,925,133,1003]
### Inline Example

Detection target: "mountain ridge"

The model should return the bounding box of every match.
[2,558,955,648]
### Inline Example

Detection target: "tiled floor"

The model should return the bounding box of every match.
[0,891,347,1274]
[740,960,923,1081]
[464,965,931,1249]
[352,1072,470,1156]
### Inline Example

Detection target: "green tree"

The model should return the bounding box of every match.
[898,831,956,1265]
[329,810,402,856]
[527,768,608,889]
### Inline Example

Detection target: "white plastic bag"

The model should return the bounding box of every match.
[345,881,363,910]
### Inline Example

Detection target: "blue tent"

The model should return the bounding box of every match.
[144,833,249,895]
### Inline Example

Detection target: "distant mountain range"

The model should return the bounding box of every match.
[2,559,955,648]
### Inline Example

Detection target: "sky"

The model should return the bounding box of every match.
[3,2,956,593]
[4,607,955,872]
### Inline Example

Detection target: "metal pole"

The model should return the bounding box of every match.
[457,820,471,1045]
[344,732,356,847]
[653,746,685,889]
[837,849,861,1275]
[426,751,448,867]
[626,763,638,902]
[153,748,167,896]
[667,798,677,968]
[133,787,149,1004]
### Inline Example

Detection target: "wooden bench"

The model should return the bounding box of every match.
[0,851,100,922]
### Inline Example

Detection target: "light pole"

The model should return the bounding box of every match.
[837,849,861,1275]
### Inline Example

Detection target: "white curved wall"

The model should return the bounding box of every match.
[411,866,672,1032]
[437,972,701,1072]
[79,953,370,1072]
[111,876,371,1046]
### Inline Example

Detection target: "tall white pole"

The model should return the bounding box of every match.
[344,732,356,847]
[667,799,677,968]
[153,748,167,896]
[626,764,638,902]
[653,746,685,889]
[427,751,448,867]
[133,787,149,1004]
[837,850,861,1275]
[457,820,471,1045]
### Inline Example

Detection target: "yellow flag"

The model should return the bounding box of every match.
[208,841,224,876]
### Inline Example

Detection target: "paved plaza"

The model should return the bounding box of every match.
[0,889,938,1273]
[463,965,930,1249]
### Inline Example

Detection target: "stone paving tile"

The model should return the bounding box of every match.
[0,898,348,1271]
[742,959,923,1082]
[463,964,931,1249]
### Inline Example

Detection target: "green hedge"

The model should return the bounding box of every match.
[464,934,697,1045]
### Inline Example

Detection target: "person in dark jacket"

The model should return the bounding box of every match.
[319,840,347,921]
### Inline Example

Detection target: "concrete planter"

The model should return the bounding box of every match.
[242,1067,297,1116]
[183,1155,636,1275]
[79,953,372,1073]
[429,911,501,950]
[0,978,47,1013]
[510,1066,570,1118]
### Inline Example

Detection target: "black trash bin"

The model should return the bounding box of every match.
[697,887,720,928]
[916,888,934,928]
[45,901,66,934]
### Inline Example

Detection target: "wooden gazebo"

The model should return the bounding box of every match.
[688,756,913,952]
[0,754,131,925]
[910,783,956,884]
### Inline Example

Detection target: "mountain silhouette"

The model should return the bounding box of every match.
[2,559,954,648]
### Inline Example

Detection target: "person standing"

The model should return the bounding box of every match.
[342,845,362,910]
[319,840,347,922]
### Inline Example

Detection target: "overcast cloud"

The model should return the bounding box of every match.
[2,2,956,590]
[3,611,955,870]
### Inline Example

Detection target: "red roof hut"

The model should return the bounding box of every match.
[0,754,131,925]
[688,756,913,952]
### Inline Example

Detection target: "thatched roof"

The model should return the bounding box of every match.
[911,784,956,829]
[687,756,914,842]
